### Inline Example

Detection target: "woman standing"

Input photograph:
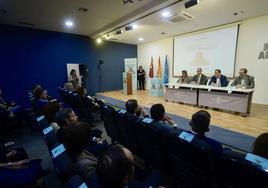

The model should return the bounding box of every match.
[68,69,79,89]
[177,70,190,84]
[137,66,146,90]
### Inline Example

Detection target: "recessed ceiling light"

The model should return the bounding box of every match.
[65,20,74,27]
[132,24,138,29]
[138,38,144,41]
[161,11,171,18]
[96,38,102,44]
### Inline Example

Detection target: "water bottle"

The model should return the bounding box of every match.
[241,79,246,89]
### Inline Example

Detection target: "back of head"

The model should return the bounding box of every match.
[59,122,91,156]
[97,145,134,188]
[76,86,85,97]
[190,110,211,135]
[33,87,43,99]
[55,108,73,127]
[32,84,42,92]
[150,103,165,122]
[64,82,74,91]
[125,99,138,114]
[42,101,60,123]
[253,133,268,159]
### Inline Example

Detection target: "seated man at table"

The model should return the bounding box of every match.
[190,67,207,85]
[188,110,223,156]
[231,68,255,89]
[209,69,228,87]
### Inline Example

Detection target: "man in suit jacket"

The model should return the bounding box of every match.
[190,67,207,85]
[209,69,228,87]
[188,110,223,156]
[232,68,255,89]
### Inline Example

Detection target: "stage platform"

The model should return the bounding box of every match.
[96,90,268,138]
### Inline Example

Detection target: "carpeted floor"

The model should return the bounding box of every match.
[95,94,256,153]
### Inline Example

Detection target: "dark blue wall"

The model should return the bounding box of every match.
[0,24,137,106]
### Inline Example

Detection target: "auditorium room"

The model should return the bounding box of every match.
[1,0,268,187]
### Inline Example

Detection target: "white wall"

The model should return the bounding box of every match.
[235,15,268,105]
[138,14,268,105]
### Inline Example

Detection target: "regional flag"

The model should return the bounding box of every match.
[149,56,154,78]
[156,56,161,78]
[164,55,169,84]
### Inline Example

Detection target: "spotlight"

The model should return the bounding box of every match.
[115,29,124,35]
[185,0,200,9]
[161,11,171,18]
[138,38,144,41]
[132,24,138,29]
[96,38,102,44]
[65,20,73,27]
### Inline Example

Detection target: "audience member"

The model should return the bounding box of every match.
[95,144,165,188]
[252,133,268,159]
[150,103,177,127]
[55,108,78,128]
[58,122,98,180]
[33,88,49,112]
[188,110,223,156]
[64,82,74,91]
[42,101,61,132]
[125,99,148,118]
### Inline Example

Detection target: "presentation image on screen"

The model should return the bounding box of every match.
[173,25,239,77]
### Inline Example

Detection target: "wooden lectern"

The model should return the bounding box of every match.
[126,72,133,95]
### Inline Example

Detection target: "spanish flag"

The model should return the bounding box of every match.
[156,56,161,78]
[149,56,154,78]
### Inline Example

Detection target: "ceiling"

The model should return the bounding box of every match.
[0,0,171,35]
[1,0,268,45]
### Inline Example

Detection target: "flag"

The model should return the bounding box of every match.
[164,55,169,84]
[149,56,154,78]
[156,56,161,78]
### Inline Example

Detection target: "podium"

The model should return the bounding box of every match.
[123,72,133,95]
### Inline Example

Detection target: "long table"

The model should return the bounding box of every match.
[164,83,254,115]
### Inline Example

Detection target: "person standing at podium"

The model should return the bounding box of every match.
[209,69,228,87]
[190,67,207,85]
[232,68,255,89]
[137,66,146,90]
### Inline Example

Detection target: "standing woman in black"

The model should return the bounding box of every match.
[137,66,146,90]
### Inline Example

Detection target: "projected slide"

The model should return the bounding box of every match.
[173,26,238,77]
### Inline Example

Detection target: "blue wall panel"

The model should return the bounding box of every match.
[0,24,137,106]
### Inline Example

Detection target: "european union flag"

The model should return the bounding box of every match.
[164,55,169,84]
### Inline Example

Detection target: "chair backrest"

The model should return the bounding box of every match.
[64,175,88,188]
[101,105,120,143]
[42,125,60,149]
[115,110,141,156]
[135,118,169,170]
[50,143,75,182]
[166,130,216,188]
[218,151,268,188]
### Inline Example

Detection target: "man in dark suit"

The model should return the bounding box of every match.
[190,67,207,85]
[188,110,223,156]
[209,69,228,87]
[125,99,148,118]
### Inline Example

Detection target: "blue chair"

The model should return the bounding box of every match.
[166,130,216,188]
[64,175,88,188]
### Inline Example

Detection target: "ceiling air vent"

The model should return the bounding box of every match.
[18,21,35,27]
[163,11,194,23]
